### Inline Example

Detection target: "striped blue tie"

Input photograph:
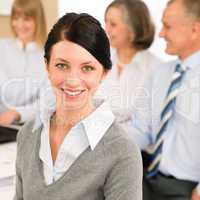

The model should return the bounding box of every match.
[146,64,186,178]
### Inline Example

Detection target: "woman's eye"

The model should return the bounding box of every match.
[82,65,95,72]
[55,63,68,70]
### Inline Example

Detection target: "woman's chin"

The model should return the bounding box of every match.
[61,94,90,112]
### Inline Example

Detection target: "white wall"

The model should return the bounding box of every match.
[59,0,112,25]
[59,0,175,61]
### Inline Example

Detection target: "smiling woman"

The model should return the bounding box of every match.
[46,40,107,117]
[14,12,143,200]
[0,0,48,126]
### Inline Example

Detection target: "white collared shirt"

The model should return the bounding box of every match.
[0,38,49,122]
[38,99,115,185]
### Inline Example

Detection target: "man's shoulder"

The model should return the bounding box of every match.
[154,59,177,74]
[150,59,178,83]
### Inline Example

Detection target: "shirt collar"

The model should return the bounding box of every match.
[16,38,37,51]
[180,50,200,70]
[33,98,115,150]
[81,99,115,150]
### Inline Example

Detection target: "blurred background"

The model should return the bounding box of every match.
[0,0,172,61]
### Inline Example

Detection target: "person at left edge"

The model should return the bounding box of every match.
[0,0,48,126]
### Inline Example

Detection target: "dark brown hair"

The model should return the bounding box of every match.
[105,0,155,50]
[44,13,112,70]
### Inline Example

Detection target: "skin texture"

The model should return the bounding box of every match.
[0,109,20,126]
[105,6,133,50]
[105,6,136,75]
[192,189,200,200]
[159,0,200,60]
[12,13,36,46]
[46,40,107,161]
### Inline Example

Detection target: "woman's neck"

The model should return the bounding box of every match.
[115,46,137,76]
[52,102,95,131]
[117,46,137,65]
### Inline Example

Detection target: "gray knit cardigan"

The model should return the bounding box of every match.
[14,119,142,200]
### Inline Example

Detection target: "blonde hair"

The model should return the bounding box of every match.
[11,0,47,47]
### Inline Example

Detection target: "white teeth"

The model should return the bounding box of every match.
[64,90,82,96]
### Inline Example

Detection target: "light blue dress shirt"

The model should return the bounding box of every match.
[132,50,200,193]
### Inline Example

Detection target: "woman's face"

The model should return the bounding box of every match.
[105,6,134,49]
[46,40,107,113]
[12,13,36,44]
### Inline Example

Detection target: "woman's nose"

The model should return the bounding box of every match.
[65,77,81,87]
[64,70,82,87]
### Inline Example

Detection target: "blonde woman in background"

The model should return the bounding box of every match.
[0,0,48,125]
[96,0,162,134]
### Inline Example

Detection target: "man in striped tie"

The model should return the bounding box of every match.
[132,0,200,199]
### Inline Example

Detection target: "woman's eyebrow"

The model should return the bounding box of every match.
[55,58,70,63]
[81,61,93,65]
[54,59,96,65]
